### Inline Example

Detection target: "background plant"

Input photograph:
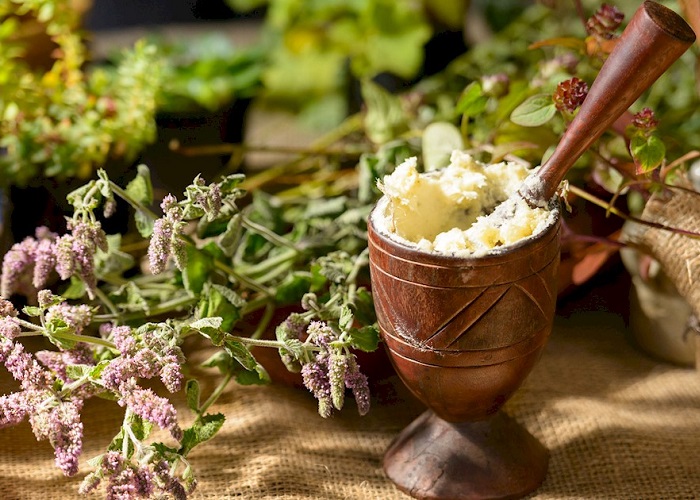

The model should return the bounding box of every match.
[0,0,163,185]
[224,0,472,129]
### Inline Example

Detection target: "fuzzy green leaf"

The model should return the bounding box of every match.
[126,164,154,205]
[22,306,42,317]
[630,134,666,174]
[510,94,557,127]
[182,246,212,295]
[188,317,225,345]
[348,324,380,352]
[179,413,225,455]
[185,379,201,412]
[339,305,354,331]
[275,272,314,305]
[361,79,408,145]
[200,351,233,374]
[197,284,243,332]
[224,339,271,385]
[218,214,242,257]
[422,121,464,171]
[126,165,155,237]
[456,82,489,118]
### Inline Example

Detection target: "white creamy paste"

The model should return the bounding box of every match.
[374,151,556,256]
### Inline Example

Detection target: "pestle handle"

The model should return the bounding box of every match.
[520,0,696,206]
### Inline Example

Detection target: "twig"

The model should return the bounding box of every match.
[568,184,700,238]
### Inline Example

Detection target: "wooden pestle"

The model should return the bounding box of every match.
[519,0,696,207]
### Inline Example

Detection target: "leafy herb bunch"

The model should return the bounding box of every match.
[0,0,162,185]
[0,159,381,497]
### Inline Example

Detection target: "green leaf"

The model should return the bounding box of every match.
[224,338,271,385]
[422,122,464,171]
[348,325,380,352]
[126,164,154,206]
[201,350,234,374]
[274,272,314,305]
[187,316,225,345]
[134,210,155,239]
[0,18,19,40]
[22,306,42,317]
[339,305,354,331]
[189,317,224,330]
[107,428,127,454]
[510,94,557,127]
[303,196,347,219]
[218,174,246,194]
[95,234,136,276]
[128,412,153,441]
[179,413,225,455]
[197,284,244,332]
[355,23,432,80]
[234,368,270,385]
[127,165,155,238]
[630,134,666,174]
[456,82,489,118]
[350,287,376,326]
[280,338,304,360]
[65,364,94,380]
[185,379,201,412]
[182,246,212,295]
[218,214,242,257]
[361,79,408,145]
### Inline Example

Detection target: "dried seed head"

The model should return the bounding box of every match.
[587,4,625,40]
[553,77,589,113]
[632,107,659,131]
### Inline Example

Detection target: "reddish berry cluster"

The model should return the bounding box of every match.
[586,4,625,39]
[553,77,589,113]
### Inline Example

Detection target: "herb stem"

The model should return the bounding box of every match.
[93,295,197,323]
[108,180,159,220]
[17,318,43,331]
[229,336,283,349]
[199,372,232,415]
[94,286,119,317]
[241,217,299,251]
[17,328,116,349]
[250,302,276,340]
[213,260,273,296]
[55,332,116,350]
[568,184,700,238]
[239,249,297,284]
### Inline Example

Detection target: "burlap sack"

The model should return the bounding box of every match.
[1,305,700,499]
[624,185,700,319]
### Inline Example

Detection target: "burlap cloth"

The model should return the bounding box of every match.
[623,186,700,319]
[1,303,699,499]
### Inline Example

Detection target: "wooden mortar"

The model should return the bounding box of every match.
[368,3,695,499]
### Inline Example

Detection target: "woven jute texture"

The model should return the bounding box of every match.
[1,309,699,499]
[625,187,700,318]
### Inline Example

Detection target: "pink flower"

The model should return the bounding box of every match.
[33,238,56,289]
[0,337,51,390]
[148,218,174,275]
[1,237,37,298]
[49,400,84,476]
[118,383,182,441]
[0,317,21,340]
